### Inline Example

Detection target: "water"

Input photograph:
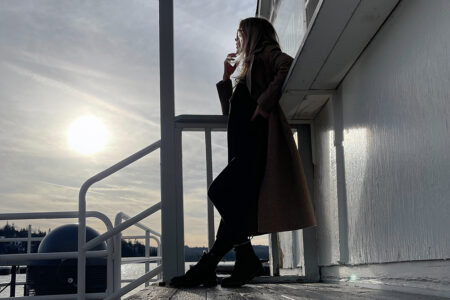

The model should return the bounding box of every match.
[0,262,231,298]
[0,272,26,298]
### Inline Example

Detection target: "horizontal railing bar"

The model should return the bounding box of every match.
[0,281,26,287]
[178,127,228,132]
[79,141,161,196]
[174,114,314,129]
[103,265,162,300]
[0,237,43,242]
[0,210,113,236]
[122,235,148,239]
[118,212,161,236]
[0,211,114,232]
[122,256,162,264]
[174,114,228,130]
[0,250,107,265]
[84,202,162,251]
[10,292,106,300]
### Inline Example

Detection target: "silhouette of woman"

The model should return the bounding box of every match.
[170,17,295,288]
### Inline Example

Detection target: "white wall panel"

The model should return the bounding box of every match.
[314,0,450,265]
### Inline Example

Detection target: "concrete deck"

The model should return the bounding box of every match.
[125,282,449,300]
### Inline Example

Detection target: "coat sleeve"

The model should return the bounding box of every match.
[256,48,294,113]
[216,78,233,116]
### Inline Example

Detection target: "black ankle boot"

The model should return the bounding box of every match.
[221,241,263,288]
[169,251,219,288]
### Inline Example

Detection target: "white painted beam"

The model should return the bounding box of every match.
[160,0,185,283]
[279,0,399,120]
[284,0,360,91]
[312,0,400,89]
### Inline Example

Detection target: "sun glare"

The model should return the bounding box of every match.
[67,115,108,155]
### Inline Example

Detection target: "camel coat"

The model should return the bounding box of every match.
[216,43,317,233]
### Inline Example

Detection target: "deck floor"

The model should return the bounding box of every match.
[125,282,448,300]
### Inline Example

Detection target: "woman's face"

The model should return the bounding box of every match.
[235,28,244,54]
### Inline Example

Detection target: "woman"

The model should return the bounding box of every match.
[170,17,316,288]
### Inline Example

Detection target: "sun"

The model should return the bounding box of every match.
[67,115,108,155]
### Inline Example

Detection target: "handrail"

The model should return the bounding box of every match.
[0,250,107,265]
[84,202,161,251]
[78,140,161,299]
[0,211,115,298]
[121,257,162,264]
[0,211,113,231]
[116,212,163,285]
[118,212,161,237]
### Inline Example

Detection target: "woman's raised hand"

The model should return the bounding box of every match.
[223,53,238,81]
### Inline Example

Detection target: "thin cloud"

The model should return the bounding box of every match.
[3,61,159,129]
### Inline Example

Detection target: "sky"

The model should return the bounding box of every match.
[0,0,268,247]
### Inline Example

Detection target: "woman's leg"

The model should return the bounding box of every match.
[169,218,250,288]
[210,219,250,260]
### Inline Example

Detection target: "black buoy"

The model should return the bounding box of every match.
[26,224,107,296]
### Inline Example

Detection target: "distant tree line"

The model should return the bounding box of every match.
[0,223,46,254]
[0,224,268,261]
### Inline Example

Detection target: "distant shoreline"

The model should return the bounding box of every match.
[1,224,269,262]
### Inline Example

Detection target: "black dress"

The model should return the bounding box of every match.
[208,78,268,241]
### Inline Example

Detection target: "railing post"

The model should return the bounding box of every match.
[157,241,162,281]
[78,187,87,300]
[205,129,215,249]
[160,0,185,283]
[114,214,123,294]
[10,265,16,297]
[106,237,114,296]
[27,224,31,254]
[145,230,150,287]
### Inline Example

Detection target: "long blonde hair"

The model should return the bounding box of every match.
[235,17,281,83]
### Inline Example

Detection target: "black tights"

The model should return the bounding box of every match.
[209,219,251,261]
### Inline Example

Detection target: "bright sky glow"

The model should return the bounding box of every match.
[67,115,108,155]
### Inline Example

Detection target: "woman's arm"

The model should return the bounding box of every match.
[256,48,294,113]
[216,78,233,116]
[216,52,238,116]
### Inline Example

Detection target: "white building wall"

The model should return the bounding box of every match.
[314,0,450,265]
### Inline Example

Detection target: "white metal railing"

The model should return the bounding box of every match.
[0,211,163,299]
[0,211,114,299]
[115,212,162,286]
[174,114,228,251]
[1,140,163,300]
[174,115,316,278]
[77,140,162,300]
